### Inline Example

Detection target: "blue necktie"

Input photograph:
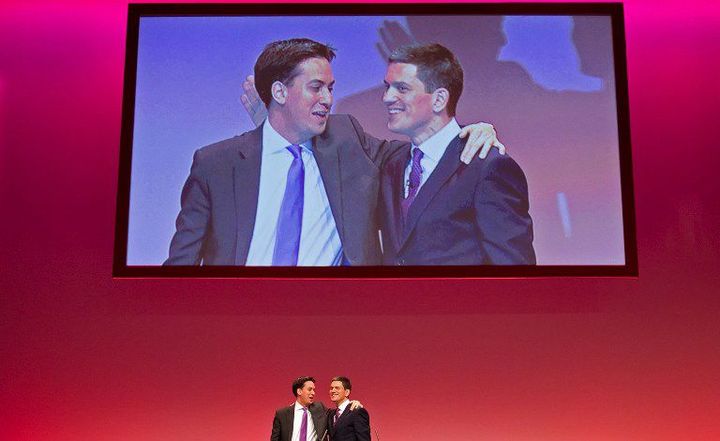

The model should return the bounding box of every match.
[272,144,304,265]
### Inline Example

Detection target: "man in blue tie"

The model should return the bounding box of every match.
[378,43,536,265]
[165,38,501,266]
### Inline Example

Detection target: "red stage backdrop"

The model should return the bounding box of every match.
[1,1,719,440]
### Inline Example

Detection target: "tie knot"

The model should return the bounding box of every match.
[302,406,308,413]
[287,144,303,159]
[412,147,424,164]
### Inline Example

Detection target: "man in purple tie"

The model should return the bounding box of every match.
[378,43,536,265]
[270,376,362,441]
[165,38,501,266]
[328,376,370,441]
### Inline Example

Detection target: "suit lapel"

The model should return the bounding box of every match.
[399,136,465,249]
[329,405,347,434]
[383,148,411,253]
[233,125,263,265]
[338,406,350,422]
[328,407,337,436]
[313,132,344,241]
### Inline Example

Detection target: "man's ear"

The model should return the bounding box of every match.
[431,88,450,113]
[271,81,287,105]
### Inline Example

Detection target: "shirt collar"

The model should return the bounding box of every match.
[263,118,313,156]
[294,401,310,411]
[337,399,350,412]
[412,118,461,162]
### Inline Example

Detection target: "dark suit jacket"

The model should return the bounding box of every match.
[380,136,536,265]
[165,114,404,266]
[271,402,328,441]
[328,406,370,441]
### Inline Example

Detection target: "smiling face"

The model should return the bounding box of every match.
[329,380,350,405]
[296,380,316,407]
[274,57,334,144]
[383,62,436,139]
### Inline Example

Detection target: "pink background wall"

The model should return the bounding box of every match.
[2,1,719,440]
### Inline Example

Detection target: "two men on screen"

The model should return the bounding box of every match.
[239,40,536,265]
[165,38,502,266]
[271,376,368,441]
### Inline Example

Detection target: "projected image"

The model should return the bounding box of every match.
[117,6,633,274]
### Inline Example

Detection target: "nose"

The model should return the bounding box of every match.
[320,86,332,108]
[383,87,396,106]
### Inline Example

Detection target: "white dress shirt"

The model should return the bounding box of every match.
[404,118,462,197]
[246,119,343,266]
[291,401,318,441]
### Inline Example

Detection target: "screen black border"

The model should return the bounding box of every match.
[114,3,637,278]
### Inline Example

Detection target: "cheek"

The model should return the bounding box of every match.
[404,98,420,115]
[288,93,307,116]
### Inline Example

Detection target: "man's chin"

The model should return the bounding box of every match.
[311,123,326,136]
[386,123,404,135]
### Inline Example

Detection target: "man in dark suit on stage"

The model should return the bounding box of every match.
[165,38,500,266]
[271,376,328,441]
[379,43,536,265]
[328,377,370,441]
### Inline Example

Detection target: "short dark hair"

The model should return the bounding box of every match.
[331,376,352,391]
[388,43,464,117]
[292,376,315,397]
[254,38,336,107]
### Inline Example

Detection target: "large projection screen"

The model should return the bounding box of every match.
[114,3,636,278]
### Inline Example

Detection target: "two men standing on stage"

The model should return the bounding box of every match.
[270,376,369,441]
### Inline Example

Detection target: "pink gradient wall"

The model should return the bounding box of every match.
[1,1,719,440]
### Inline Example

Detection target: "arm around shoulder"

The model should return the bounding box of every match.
[344,114,408,167]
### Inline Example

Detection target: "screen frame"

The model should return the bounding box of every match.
[113,2,637,278]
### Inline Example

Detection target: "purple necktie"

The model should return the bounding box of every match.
[299,406,308,440]
[401,147,424,221]
[334,407,341,424]
[272,145,304,266]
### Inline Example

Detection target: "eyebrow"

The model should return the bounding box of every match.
[384,80,409,88]
[309,79,335,87]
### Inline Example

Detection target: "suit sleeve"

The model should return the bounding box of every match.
[270,409,281,441]
[346,114,408,167]
[354,408,371,441]
[312,402,328,440]
[474,155,536,264]
[164,150,210,265]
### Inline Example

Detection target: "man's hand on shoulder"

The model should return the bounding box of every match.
[349,400,363,411]
[240,75,268,127]
[459,122,506,163]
